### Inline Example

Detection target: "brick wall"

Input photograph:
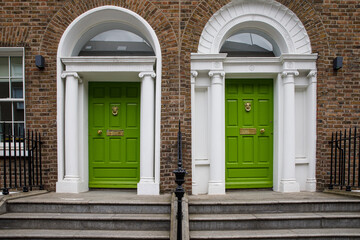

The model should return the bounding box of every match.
[0,0,358,193]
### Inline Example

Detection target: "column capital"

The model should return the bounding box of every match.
[281,71,299,78]
[61,71,82,83]
[307,70,317,83]
[191,71,198,84]
[209,71,225,78]
[209,71,225,85]
[139,71,156,79]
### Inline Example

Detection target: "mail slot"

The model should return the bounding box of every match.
[239,128,257,135]
[107,129,124,136]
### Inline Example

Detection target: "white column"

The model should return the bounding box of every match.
[306,71,317,191]
[191,71,198,194]
[138,71,158,195]
[57,71,82,193]
[208,71,225,194]
[280,71,300,192]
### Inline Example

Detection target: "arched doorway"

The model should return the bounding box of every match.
[191,0,317,194]
[56,6,162,195]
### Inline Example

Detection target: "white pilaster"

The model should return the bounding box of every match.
[208,71,226,194]
[191,71,198,194]
[138,71,158,195]
[280,70,300,192]
[306,71,317,191]
[57,71,82,193]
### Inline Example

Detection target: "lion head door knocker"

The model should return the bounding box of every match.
[244,102,251,112]
[112,106,119,116]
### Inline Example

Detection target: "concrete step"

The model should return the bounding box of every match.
[6,202,170,214]
[0,229,170,239]
[189,200,360,214]
[189,212,360,230]
[0,212,170,231]
[190,228,360,239]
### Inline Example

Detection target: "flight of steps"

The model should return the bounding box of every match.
[0,197,171,239]
[189,197,360,239]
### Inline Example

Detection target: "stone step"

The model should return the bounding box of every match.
[190,228,360,239]
[189,212,360,230]
[0,229,169,239]
[0,212,170,231]
[7,202,170,214]
[189,200,360,214]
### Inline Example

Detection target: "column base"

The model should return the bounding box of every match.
[192,182,199,195]
[208,181,225,195]
[280,179,300,192]
[306,178,317,192]
[56,179,88,193]
[137,180,159,195]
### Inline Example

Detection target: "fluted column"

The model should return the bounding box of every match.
[61,72,82,182]
[208,71,225,194]
[280,70,300,192]
[306,71,317,191]
[138,71,157,195]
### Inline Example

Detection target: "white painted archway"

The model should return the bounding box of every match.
[56,6,162,195]
[191,0,317,194]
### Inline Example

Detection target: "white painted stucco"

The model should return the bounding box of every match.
[191,0,317,194]
[56,6,161,195]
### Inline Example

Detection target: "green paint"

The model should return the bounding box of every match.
[89,82,140,188]
[225,79,273,189]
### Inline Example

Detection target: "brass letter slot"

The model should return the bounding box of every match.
[239,128,257,135]
[107,129,124,136]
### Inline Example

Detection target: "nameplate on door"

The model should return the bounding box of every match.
[239,128,257,135]
[107,130,124,136]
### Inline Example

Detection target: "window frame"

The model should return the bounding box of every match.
[0,47,26,144]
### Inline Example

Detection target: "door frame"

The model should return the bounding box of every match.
[57,56,158,195]
[191,53,317,194]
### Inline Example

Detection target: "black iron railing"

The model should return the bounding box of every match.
[329,127,360,191]
[1,130,43,195]
[173,121,186,240]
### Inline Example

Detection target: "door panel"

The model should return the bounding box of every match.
[89,82,140,188]
[225,79,273,189]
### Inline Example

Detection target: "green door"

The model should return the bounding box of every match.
[89,82,140,188]
[225,79,273,189]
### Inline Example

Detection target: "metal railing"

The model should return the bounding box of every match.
[173,121,186,240]
[329,127,360,191]
[1,130,43,195]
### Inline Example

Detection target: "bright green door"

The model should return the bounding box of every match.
[89,82,140,188]
[225,79,273,189]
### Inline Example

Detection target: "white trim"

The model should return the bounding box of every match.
[198,0,311,55]
[56,6,161,195]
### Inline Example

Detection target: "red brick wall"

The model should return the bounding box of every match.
[0,0,359,193]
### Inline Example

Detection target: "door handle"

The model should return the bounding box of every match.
[260,129,265,134]
[97,130,103,135]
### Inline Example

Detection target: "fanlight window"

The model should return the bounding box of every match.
[79,29,155,56]
[220,31,280,57]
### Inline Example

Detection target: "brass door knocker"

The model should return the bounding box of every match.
[112,106,119,116]
[245,102,251,112]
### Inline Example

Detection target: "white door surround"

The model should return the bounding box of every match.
[191,0,317,194]
[56,6,162,195]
